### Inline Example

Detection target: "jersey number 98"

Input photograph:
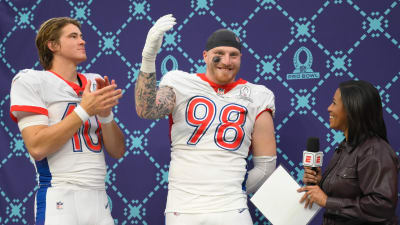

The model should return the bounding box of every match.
[185,96,247,151]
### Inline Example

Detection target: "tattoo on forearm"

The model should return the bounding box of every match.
[135,71,175,119]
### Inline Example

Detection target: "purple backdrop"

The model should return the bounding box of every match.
[1,0,399,224]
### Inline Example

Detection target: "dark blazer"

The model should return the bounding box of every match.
[320,137,399,225]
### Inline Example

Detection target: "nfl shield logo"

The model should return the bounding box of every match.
[56,201,63,210]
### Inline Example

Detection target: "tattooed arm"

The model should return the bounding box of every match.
[135,71,175,119]
[135,15,176,119]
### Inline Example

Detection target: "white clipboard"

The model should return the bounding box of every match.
[250,165,321,225]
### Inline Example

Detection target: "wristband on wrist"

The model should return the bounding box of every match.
[74,105,90,123]
[140,57,156,73]
[98,111,114,124]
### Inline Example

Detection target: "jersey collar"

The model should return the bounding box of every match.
[47,70,87,96]
[196,73,247,95]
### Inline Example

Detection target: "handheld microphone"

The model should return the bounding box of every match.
[212,56,221,63]
[302,137,323,185]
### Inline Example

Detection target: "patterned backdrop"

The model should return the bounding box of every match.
[1,0,399,224]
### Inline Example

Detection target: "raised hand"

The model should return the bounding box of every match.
[141,14,176,73]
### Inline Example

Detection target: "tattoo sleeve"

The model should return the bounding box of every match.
[135,71,175,119]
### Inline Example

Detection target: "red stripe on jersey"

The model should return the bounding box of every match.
[196,73,247,94]
[256,108,273,120]
[47,70,86,96]
[10,105,48,122]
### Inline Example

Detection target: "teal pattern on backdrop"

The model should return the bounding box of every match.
[1,0,399,224]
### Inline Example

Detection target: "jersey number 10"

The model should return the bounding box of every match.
[62,103,103,152]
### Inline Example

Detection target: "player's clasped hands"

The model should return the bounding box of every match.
[80,76,123,117]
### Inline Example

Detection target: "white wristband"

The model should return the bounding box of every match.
[74,105,90,123]
[98,111,114,124]
[140,57,156,73]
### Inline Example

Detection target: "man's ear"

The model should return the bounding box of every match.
[203,50,208,61]
[47,41,58,52]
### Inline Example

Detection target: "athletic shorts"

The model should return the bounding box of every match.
[34,187,114,225]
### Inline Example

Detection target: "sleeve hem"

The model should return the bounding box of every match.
[326,197,343,210]
[10,105,48,122]
[256,108,273,120]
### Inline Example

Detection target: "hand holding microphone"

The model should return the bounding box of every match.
[302,137,323,185]
[297,137,328,208]
[303,167,321,186]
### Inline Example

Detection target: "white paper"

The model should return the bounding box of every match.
[250,165,320,225]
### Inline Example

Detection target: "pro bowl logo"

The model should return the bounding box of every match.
[287,46,320,80]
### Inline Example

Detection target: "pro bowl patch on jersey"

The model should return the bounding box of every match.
[236,86,253,102]
[287,46,320,80]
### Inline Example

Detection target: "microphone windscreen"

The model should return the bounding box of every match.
[306,137,319,153]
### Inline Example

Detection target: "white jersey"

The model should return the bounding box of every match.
[10,69,107,190]
[159,70,275,213]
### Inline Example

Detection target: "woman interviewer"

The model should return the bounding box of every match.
[298,80,399,224]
